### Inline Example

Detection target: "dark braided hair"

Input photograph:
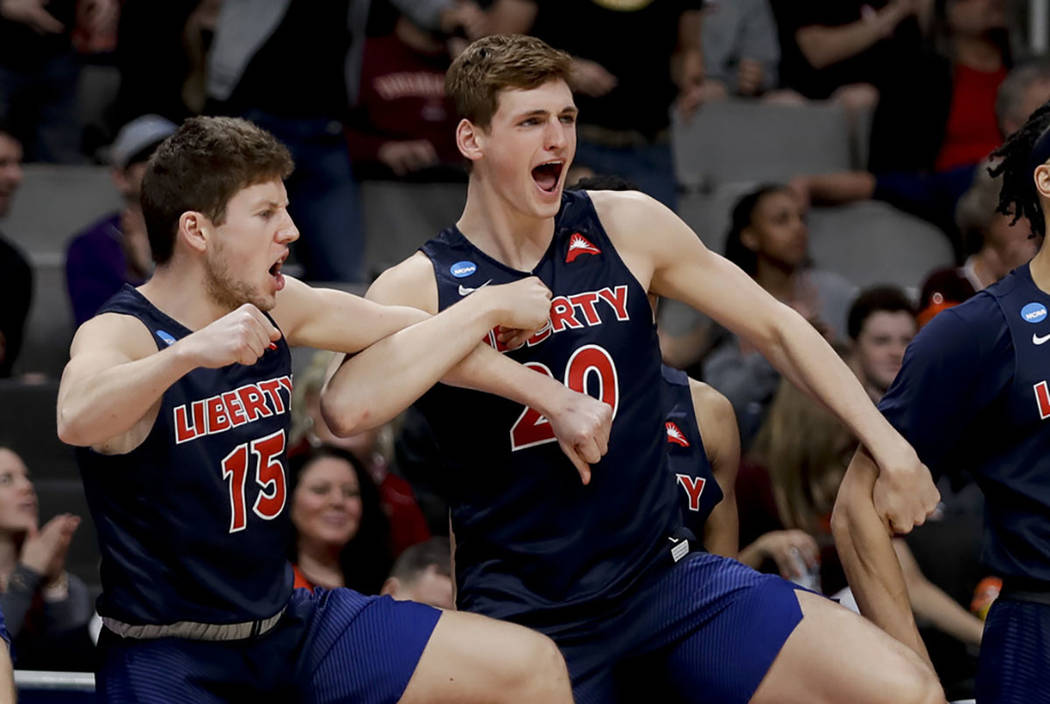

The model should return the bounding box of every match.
[988,102,1050,238]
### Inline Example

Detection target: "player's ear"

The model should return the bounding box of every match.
[178,211,210,255]
[456,118,484,163]
[1035,163,1050,200]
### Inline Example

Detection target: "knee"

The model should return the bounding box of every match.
[501,632,572,704]
[898,660,945,704]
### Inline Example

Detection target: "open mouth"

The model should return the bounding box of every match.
[531,161,564,193]
[269,253,288,290]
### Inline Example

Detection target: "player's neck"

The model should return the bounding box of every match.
[140,263,236,331]
[1029,243,1050,294]
[457,176,556,271]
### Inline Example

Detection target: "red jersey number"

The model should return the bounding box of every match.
[220,429,288,533]
[510,344,618,451]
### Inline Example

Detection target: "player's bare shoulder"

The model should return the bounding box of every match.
[687,378,733,427]
[586,188,658,236]
[368,251,439,313]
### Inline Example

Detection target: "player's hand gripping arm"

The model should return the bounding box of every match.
[321,255,612,483]
[832,446,934,664]
[598,191,939,533]
[57,303,283,451]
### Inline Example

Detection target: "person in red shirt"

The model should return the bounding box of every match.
[345,4,479,181]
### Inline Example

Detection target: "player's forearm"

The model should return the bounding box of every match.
[321,296,502,436]
[442,342,569,413]
[832,449,931,661]
[57,345,198,447]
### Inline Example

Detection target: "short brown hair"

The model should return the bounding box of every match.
[445,34,572,128]
[141,116,294,265]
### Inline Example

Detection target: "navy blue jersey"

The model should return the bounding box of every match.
[662,366,723,540]
[417,190,683,623]
[76,286,294,626]
[880,263,1050,582]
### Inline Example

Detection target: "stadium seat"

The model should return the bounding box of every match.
[361,180,466,279]
[807,200,955,292]
[672,100,854,190]
[3,165,120,259]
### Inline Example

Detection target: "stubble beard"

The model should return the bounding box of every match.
[204,247,272,313]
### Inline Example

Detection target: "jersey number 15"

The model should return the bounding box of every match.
[220,429,287,533]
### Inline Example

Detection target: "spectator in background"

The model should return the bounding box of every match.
[345,2,470,181]
[289,446,395,596]
[847,286,917,404]
[113,0,222,125]
[290,351,430,557]
[206,0,479,281]
[701,0,780,100]
[0,0,102,162]
[664,185,856,445]
[487,0,703,210]
[65,115,175,327]
[0,447,92,670]
[381,536,453,609]
[0,124,29,379]
[792,3,1030,252]
[917,162,1040,325]
[770,0,926,108]
[736,382,985,658]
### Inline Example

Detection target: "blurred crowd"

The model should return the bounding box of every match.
[0,0,1043,697]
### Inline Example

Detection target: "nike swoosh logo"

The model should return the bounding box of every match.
[1035,333,1050,345]
[458,279,492,296]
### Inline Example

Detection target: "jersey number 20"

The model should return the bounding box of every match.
[510,344,618,451]
[220,429,287,533]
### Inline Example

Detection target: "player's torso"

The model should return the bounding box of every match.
[77,286,293,626]
[661,366,722,541]
[418,190,682,622]
[978,266,1050,580]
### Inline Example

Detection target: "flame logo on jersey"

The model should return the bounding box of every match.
[565,233,601,263]
[665,421,690,447]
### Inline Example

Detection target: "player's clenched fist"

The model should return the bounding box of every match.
[179,304,282,369]
[547,387,614,485]
[872,447,940,534]
[480,277,553,333]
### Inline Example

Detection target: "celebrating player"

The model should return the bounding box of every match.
[834,102,1050,703]
[327,34,944,704]
[55,116,613,703]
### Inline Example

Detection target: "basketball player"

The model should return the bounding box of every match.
[834,102,1050,703]
[662,364,739,557]
[326,34,944,704]
[55,116,614,702]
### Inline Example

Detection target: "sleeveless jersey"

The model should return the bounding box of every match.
[76,286,294,626]
[662,366,723,540]
[417,190,683,624]
[881,263,1050,582]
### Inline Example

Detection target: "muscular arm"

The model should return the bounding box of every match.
[690,380,740,557]
[57,313,200,451]
[594,190,936,533]
[321,255,611,481]
[831,446,931,661]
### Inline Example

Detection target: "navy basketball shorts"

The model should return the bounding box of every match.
[552,550,803,704]
[976,597,1050,704]
[97,587,441,703]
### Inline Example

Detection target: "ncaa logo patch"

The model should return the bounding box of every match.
[450,261,477,278]
[156,330,177,346]
[1021,302,1048,324]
